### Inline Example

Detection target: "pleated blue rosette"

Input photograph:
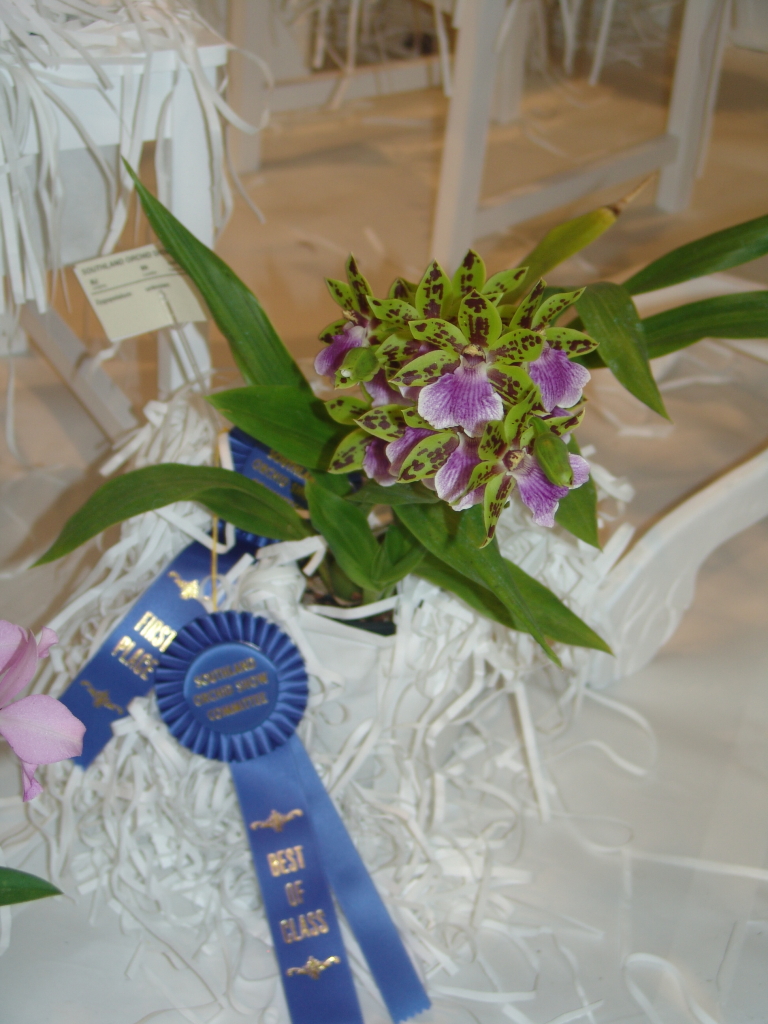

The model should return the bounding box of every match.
[155,611,430,1024]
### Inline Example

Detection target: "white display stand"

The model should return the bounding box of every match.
[431,0,731,269]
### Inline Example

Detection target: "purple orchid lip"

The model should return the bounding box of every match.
[314,324,367,377]
[365,369,410,408]
[385,427,436,477]
[435,436,483,509]
[527,342,590,412]
[418,359,503,436]
[513,452,590,526]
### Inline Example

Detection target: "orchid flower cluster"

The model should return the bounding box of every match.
[316,251,595,543]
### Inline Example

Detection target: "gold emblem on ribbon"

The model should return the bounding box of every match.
[250,808,304,833]
[168,570,200,600]
[286,955,341,980]
[80,679,124,715]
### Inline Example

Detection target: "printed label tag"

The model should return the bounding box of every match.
[74,244,206,342]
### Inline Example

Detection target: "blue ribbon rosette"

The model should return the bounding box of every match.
[155,610,430,1024]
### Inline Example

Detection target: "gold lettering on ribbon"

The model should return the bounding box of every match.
[168,570,200,600]
[267,845,305,877]
[250,809,303,833]
[110,636,159,681]
[133,611,177,652]
[280,910,330,945]
[206,692,267,721]
[193,657,258,688]
[286,954,340,979]
[80,679,124,715]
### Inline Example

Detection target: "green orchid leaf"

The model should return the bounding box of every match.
[415,260,453,318]
[531,419,573,486]
[395,503,558,661]
[0,867,61,906]
[415,553,518,629]
[390,349,459,387]
[508,202,622,301]
[625,214,768,295]
[36,464,311,564]
[458,290,502,346]
[554,438,600,548]
[344,480,440,506]
[335,345,379,387]
[388,277,418,302]
[209,386,350,470]
[345,255,373,315]
[399,430,457,482]
[328,428,371,473]
[510,280,546,329]
[306,479,378,592]
[482,267,528,304]
[643,291,768,359]
[325,395,371,424]
[490,328,543,362]
[326,278,355,310]
[577,282,668,418]
[532,288,584,329]
[355,405,405,441]
[545,327,598,356]
[367,296,419,323]
[482,472,514,543]
[372,521,425,588]
[452,249,487,296]
[408,318,466,353]
[124,164,307,393]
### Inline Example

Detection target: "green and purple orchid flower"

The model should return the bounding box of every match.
[319,251,597,544]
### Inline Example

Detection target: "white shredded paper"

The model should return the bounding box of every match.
[0,390,654,1021]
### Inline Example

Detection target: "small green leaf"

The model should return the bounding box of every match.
[415,260,453,318]
[325,395,370,424]
[388,277,417,302]
[209,386,350,470]
[408,318,466,353]
[531,419,573,486]
[482,267,528,304]
[482,472,514,543]
[452,249,486,296]
[403,407,432,428]
[306,479,378,592]
[577,282,668,418]
[503,387,541,442]
[36,465,311,564]
[355,405,405,441]
[390,349,458,387]
[458,290,502,346]
[625,214,768,295]
[415,553,518,628]
[489,364,536,405]
[0,867,61,906]
[399,431,457,482]
[643,292,768,359]
[554,438,599,548]
[328,429,371,473]
[124,164,307,393]
[344,480,440,506]
[345,255,373,315]
[371,521,425,588]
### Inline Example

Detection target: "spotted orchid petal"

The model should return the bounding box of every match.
[527,342,590,412]
[0,695,85,801]
[362,437,397,486]
[513,453,590,526]
[314,324,367,377]
[418,359,503,437]
[363,369,410,408]
[385,427,435,477]
[435,436,484,509]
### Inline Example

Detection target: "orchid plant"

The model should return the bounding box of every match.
[38,170,768,665]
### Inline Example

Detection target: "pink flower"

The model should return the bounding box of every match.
[0,622,85,800]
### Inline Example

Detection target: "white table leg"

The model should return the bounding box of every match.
[430,0,508,271]
[492,0,534,125]
[158,64,215,396]
[656,0,731,213]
